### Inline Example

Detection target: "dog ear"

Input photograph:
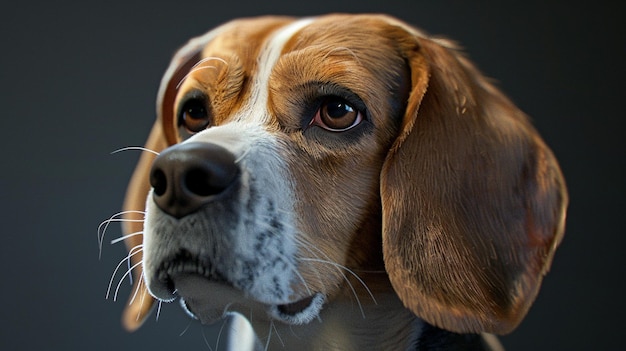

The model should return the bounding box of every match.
[380,34,568,334]
[121,124,165,331]
[120,41,203,331]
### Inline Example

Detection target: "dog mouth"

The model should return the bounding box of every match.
[278,295,316,315]
[272,293,325,324]
[151,252,225,302]
[150,254,325,325]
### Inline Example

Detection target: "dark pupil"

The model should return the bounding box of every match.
[186,104,206,119]
[326,101,353,118]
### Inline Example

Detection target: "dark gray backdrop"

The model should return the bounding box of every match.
[1,1,623,350]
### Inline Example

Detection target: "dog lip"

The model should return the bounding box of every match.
[152,251,225,300]
[272,293,325,325]
[277,295,316,315]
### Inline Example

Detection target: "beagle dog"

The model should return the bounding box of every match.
[118,14,567,350]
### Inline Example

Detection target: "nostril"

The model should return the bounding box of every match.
[151,168,168,197]
[185,167,220,197]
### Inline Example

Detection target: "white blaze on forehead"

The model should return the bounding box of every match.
[238,18,314,124]
[187,19,316,154]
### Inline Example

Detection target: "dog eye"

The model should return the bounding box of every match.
[179,98,211,133]
[310,97,363,132]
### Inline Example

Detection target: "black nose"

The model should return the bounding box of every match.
[150,142,239,218]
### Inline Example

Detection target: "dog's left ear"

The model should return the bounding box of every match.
[381,31,568,334]
[120,39,204,331]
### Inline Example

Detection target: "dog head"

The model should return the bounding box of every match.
[120,14,567,337]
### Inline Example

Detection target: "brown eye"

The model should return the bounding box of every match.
[312,98,363,131]
[180,98,211,133]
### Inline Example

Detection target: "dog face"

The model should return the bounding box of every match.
[120,14,567,339]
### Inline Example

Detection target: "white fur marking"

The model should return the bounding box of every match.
[238,18,314,124]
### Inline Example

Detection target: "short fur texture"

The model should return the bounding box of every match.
[118,14,567,350]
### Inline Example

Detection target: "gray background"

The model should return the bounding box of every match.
[1,0,623,350]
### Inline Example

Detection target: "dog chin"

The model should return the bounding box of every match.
[161,274,325,326]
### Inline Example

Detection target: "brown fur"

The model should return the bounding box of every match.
[381,33,567,334]
[121,14,567,337]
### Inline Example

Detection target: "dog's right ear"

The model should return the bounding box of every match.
[380,28,567,335]
[120,39,204,331]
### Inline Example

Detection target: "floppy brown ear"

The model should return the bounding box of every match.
[381,35,568,334]
[121,124,165,331]
[120,41,203,331]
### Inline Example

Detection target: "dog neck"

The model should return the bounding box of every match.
[243,274,423,350]
[260,206,426,349]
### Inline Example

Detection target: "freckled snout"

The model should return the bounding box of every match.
[149,142,239,218]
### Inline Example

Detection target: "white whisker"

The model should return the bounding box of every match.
[295,242,377,319]
[176,66,218,89]
[110,230,143,245]
[290,265,313,297]
[126,245,144,286]
[98,218,144,248]
[135,273,150,322]
[106,245,143,300]
[97,210,145,257]
[193,56,228,68]
[293,240,325,289]
[214,318,229,351]
[256,222,313,297]
[110,146,160,156]
[201,326,214,351]
[114,260,143,302]
[156,300,163,321]
[301,258,378,305]
[129,264,148,305]
[221,303,234,316]
[234,147,250,164]
[257,219,314,297]
[179,320,193,337]
[133,290,146,321]
[264,320,273,351]
[176,56,228,90]
[271,320,284,348]
[334,263,365,317]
